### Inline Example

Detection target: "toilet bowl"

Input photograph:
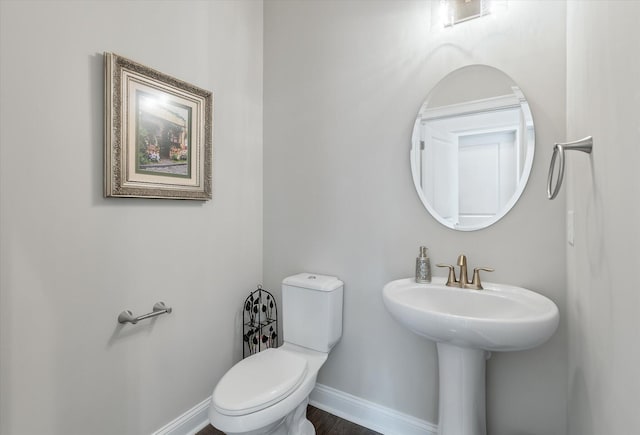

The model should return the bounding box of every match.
[209,343,327,435]
[208,273,343,435]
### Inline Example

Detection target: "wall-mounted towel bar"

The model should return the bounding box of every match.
[547,136,593,200]
[118,301,172,324]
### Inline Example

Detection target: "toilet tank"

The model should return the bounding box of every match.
[282,273,343,353]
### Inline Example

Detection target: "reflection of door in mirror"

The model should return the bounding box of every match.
[422,124,458,227]
[411,65,535,231]
[458,130,516,228]
[419,105,524,228]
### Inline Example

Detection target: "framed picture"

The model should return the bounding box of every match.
[104,52,212,200]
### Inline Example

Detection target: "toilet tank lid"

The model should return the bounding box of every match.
[283,273,343,292]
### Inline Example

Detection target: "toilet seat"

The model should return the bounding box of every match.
[213,348,308,416]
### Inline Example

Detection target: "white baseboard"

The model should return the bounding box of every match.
[151,396,211,435]
[310,383,438,435]
[152,385,437,435]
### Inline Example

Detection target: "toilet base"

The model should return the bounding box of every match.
[282,398,314,435]
[219,398,315,435]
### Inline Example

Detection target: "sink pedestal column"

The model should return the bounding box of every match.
[436,343,490,435]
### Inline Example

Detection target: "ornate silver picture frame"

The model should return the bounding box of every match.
[104,52,212,200]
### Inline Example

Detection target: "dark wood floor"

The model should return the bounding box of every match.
[197,405,381,435]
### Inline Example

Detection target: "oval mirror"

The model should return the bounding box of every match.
[411,65,534,231]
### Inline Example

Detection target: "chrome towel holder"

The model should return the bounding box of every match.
[118,301,172,324]
[547,136,593,200]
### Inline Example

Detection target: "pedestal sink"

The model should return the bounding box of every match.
[382,277,559,435]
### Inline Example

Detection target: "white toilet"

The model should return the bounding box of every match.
[209,273,344,435]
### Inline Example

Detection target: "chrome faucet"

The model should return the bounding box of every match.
[437,254,494,290]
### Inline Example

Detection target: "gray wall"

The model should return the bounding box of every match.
[13,2,635,435]
[566,1,640,434]
[0,1,262,434]
[264,1,568,434]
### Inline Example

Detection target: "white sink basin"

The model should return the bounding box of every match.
[383,277,559,351]
[383,276,559,435]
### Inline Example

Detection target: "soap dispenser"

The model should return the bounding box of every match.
[415,246,432,283]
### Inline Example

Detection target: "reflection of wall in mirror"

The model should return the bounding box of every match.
[426,66,514,108]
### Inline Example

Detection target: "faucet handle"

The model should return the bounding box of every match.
[436,264,458,287]
[469,267,494,290]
